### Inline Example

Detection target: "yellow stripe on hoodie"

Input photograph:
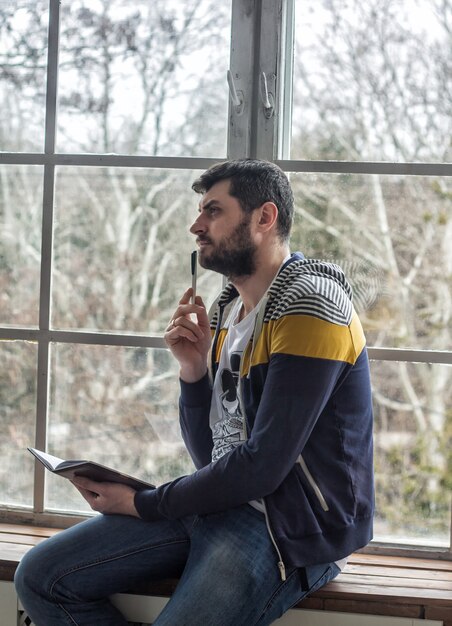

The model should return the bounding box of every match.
[241,311,365,374]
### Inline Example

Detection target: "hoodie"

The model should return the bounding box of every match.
[135,252,374,573]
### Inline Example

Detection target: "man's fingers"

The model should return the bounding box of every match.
[178,288,192,305]
[71,482,103,512]
[166,318,204,344]
[71,477,101,493]
[168,301,208,333]
[174,302,206,318]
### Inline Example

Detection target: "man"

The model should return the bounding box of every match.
[15,159,374,625]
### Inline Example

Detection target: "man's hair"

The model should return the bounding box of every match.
[192,159,294,242]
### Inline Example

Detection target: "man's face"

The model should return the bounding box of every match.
[190,179,257,280]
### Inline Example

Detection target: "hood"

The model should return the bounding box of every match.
[273,253,354,300]
[213,252,353,312]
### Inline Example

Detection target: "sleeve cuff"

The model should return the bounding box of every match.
[180,372,211,407]
[134,489,166,522]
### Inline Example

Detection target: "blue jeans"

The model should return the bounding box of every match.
[15,505,340,625]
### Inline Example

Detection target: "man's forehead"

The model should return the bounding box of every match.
[199,179,232,207]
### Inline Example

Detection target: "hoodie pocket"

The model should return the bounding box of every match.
[297,454,329,512]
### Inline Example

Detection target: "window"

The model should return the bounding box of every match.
[0,0,450,558]
[292,0,450,163]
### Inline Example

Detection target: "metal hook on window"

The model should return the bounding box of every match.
[227,70,244,114]
[259,72,274,118]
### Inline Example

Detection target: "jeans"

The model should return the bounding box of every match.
[15,504,340,626]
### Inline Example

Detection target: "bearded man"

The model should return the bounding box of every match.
[16,159,374,626]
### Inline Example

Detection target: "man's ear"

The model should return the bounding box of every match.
[256,202,278,232]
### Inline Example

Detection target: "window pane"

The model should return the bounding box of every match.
[372,360,451,547]
[0,165,43,327]
[0,341,37,508]
[0,1,48,152]
[52,167,221,333]
[57,0,231,157]
[46,343,193,513]
[289,172,451,351]
[292,0,451,162]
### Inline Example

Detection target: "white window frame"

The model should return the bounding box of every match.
[0,0,451,559]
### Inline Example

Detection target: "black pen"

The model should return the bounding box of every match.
[191,250,197,304]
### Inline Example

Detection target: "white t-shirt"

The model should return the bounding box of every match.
[210,298,257,461]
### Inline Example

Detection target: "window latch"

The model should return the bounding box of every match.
[227,70,244,115]
[259,72,275,118]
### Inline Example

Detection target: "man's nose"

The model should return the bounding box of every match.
[190,214,206,234]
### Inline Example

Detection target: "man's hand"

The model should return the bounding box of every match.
[71,477,141,517]
[164,288,211,383]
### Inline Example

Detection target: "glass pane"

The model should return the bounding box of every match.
[0,165,43,327]
[57,0,231,157]
[0,1,48,152]
[52,167,222,333]
[0,341,37,508]
[372,360,451,547]
[46,343,193,513]
[289,172,451,350]
[292,0,451,163]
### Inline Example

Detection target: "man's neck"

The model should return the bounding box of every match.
[231,247,290,318]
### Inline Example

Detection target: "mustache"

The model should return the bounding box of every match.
[196,236,213,245]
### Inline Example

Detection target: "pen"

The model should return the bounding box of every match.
[191,250,197,304]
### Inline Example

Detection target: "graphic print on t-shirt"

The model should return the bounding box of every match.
[211,351,246,461]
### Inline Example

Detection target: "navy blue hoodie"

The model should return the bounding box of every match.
[135,253,374,575]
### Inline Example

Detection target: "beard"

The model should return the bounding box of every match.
[198,216,257,281]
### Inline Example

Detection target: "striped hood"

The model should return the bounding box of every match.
[211,254,354,328]
[264,257,354,325]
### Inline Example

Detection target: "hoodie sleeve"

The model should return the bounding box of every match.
[179,372,214,469]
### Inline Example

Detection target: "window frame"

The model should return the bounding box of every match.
[0,0,451,559]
